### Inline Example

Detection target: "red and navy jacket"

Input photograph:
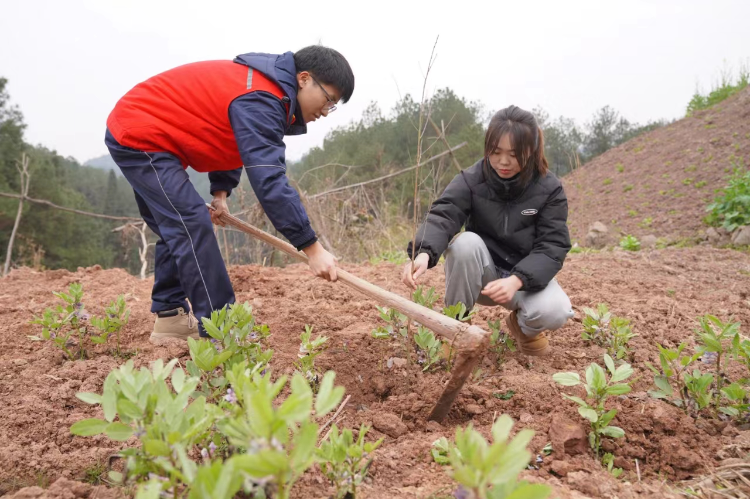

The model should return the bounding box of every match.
[107,52,316,250]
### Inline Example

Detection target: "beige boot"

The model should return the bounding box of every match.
[150,307,200,343]
[505,310,551,356]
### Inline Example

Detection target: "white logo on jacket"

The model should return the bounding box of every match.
[521,209,538,215]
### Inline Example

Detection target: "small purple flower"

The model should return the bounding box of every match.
[701,351,718,365]
[49,332,57,340]
[260,368,267,376]
[454,485,472,499]
[134,428,146,438]
[224,388,237,404]
[208,442,217,454]
[250,333,259,341]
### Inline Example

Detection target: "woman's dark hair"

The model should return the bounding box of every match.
[294,45,355,103]
[484,105,548,185]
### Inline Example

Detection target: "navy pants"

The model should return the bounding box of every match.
[105,129,234,336]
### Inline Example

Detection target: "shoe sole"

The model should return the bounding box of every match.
[505,312,551,357]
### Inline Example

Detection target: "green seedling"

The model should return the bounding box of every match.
[412,285,439,310]
[71,358,219,489]
[317,424,384,499]
[694,314,740,408]
[414,326,444,371]
[29,283,90,359]
[646,342,702,412]
[216,369,345,499]
[186,302,273,402]
[294,325,329,392]
[553,354,633,458]
[432,415,551,499]
[619,235,641,251]
[442,302,476,323]
[488,319,515,366]
[90,295,130,357]
[719,383,749,418]
[581,304,636,361]
[705,162,750,232]
[602,453,623,478]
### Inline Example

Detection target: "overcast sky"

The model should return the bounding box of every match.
[1,0,749,165]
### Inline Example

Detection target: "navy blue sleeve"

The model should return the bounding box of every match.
[208,168,242,197]
[228,92,317,250]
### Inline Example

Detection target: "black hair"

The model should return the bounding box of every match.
[294,45,354,103]
[484,105,548,186]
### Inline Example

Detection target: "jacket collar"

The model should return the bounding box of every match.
[233,51,308,136]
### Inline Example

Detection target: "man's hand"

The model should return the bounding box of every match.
[209,191,229,226]
[481,275,523,304]
[402,253,430,290]
[303,241,338,282]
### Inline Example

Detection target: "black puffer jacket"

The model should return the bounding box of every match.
[407,159,571,292]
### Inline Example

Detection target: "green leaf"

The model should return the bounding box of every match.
[117,399,143,420]
[604,354,616,375]
[552,372,581,386]
[610,363,634,383]
[588,363,607,391]
[561,394,588,407]
[232,450,288,477]
[578,407,598,422]
[172,367,185,394]
[315,371,345,417]
[143,438,171,456]
[75,392,102,405]
[719,407,740,417]
[599,426,625,438]
[505,483,552,499]
[654,375,673,395]
[606,384,632,396]
[290,421,318,471]
[105,422,134,441]
[70,418,108,436]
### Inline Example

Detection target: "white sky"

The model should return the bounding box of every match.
[1,0,749,164]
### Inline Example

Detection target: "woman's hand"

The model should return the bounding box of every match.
[303,241,338,282]
[481,275,523,304]
[209,191,229,226]
[402,253,430,290]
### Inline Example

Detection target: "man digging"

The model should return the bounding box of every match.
[104,46,354,342]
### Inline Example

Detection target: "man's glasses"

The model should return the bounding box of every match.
[310,75,337,113]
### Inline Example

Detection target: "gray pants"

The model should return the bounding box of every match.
[444,232,574,337]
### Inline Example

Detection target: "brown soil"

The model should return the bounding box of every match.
[564,86,750,245]
[2,248,749,498]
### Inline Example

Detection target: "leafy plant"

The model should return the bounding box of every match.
[719,383,749,418]
[29,283,91,359]
[414,326,444,371]
[705,162,750,232]
[694,314,740,407]
[412,285,440,310]
[432,415,551,499]
[488,319,515,365]
[581,304,636,360]
[316,424,383,498]
[442,302,476,323]
[619,235,641,251]
[71,358,218,489]
[601,453,623,478]
[72,356,348,499]
[216,369,345,499]
[553,354,633,457]
[186,302,273,402]
[646,342,702,412]
[294,325,329,391]
[90,295,130,357]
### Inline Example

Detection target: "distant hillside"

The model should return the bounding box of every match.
[564,87,750,245]
[84,154,213,200]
